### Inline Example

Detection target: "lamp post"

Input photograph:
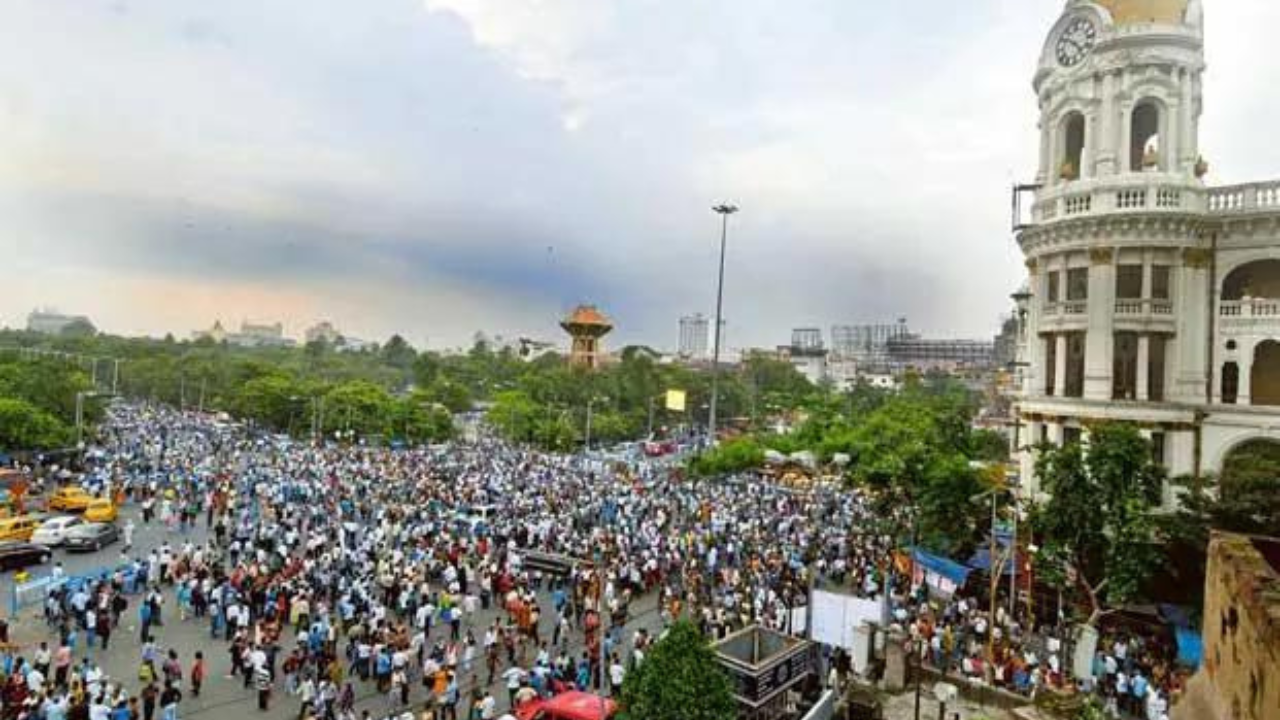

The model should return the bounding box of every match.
[709,203,738,446]
[585,396,608,453]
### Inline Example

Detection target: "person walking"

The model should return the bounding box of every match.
[190,652,204,698]
[254,663,272,711]
[159,681,182,720]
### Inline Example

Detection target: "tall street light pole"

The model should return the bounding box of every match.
[709,203,738,446]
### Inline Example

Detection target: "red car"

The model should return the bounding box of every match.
[515,692,617,720]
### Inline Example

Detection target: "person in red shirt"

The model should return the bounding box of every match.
[191,652,205,698]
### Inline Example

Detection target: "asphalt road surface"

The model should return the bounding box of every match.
[0,504,667,720]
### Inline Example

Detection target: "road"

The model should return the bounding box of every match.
[1,504,667,720]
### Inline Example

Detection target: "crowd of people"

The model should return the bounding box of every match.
[0,402,1187,720]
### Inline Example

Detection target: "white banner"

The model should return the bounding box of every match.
[810,589,882,651]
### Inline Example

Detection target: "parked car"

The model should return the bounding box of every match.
[64,523,119,553]
[30,516,85,547]
[83,499,118,524]
[47,487,95,513]
[0,516,41,542]
[0,541,53,571]
[515,692,616,720]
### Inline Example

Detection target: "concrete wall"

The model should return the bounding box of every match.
[1180,532,1280,720]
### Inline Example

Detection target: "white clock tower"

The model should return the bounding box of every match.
[1014,0,1280,503]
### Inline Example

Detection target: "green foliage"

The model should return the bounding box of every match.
[688,437,766,477]
[0,398,72,450]
[1032,423,1164,624]
[618,621,736,720]
[970,428,1011,463]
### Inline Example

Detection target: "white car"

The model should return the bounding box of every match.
[30,516,85,547]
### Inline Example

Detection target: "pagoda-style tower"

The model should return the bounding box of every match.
[561,305,613,370]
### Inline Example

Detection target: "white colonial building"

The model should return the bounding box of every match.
[1014,0,1280,505]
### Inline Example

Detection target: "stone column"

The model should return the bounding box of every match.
[1137,334,1151,401]
[1239,342,1253,406]
[1024,259,1043,396]
[1180,68,1196,172]
[1120,100,1134,172]
[1054,334,1068,397]
[1085,248,1117,400]
[1170,248,1212,403]
[1098,71,1118,176]
[1047,422,1065,447]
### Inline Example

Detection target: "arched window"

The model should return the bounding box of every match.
[1252,341,1280,406]
[1061,112,1086,181]
[1131,102,1161,171]
[1222,362,1239,405]
[1222,260,1280,301]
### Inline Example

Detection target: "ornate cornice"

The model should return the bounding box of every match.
[1019,213,1205,258]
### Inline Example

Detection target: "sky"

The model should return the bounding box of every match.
[3,0,1280,351]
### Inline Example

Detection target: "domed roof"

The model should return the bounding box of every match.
[1094,0,1189,25]
[561,305,612,328]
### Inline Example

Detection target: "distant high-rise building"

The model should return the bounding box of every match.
[305,321,342,345]
[791,328,824,351]
[27,309,95,336]
[830,319,911,370]
[678,314,710,359]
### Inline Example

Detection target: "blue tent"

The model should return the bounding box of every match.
[910,547,972,587]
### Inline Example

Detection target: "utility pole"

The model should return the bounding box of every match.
[708,203,739,446]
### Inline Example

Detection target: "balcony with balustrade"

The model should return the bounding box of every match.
[1029,177,1280,226]
[1219,297,1280,334]
[1032,173,1204,224]
[1207,181,1280,216]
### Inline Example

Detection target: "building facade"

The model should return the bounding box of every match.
[830,320,911,371]
[193,320,296,348]
[887,336,996,371]
[1014,0,1280,501]
[779,328,829,385]
[26,309,94,335]
[678,314,710,359]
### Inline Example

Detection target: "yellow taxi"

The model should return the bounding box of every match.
[0,516,40,542]
[47,487,95,512]
[83,499,119,524]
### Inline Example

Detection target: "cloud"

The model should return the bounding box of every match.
[1,0,1278,351]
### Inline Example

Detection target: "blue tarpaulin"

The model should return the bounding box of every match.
[967,547,1016,576]
[911,548,972,586]
[1175,627,1203,668]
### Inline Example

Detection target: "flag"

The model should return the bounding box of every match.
[665,390,686,412]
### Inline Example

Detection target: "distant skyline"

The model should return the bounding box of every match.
[4,1,1280,348]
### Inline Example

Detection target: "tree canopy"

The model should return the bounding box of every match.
[618,621,736,720]
[1031,422,1165,624]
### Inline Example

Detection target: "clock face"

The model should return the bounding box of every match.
[1055,17,1097,68]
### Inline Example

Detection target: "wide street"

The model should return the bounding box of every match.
[2,506,670,720]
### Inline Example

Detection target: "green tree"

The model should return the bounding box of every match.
[618,621,736,720]
[323,380,395,437]
[1032,423,1164,625]
[688,437,766,477]
[391,396,455,444]
[0,398,71,450]
[380,334,417,370]
[232,374,308,431]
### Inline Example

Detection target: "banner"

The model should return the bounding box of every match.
[810,589,882,651]
[665,390,687,412]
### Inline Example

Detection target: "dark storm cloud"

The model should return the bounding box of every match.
[3,0,1280,346]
